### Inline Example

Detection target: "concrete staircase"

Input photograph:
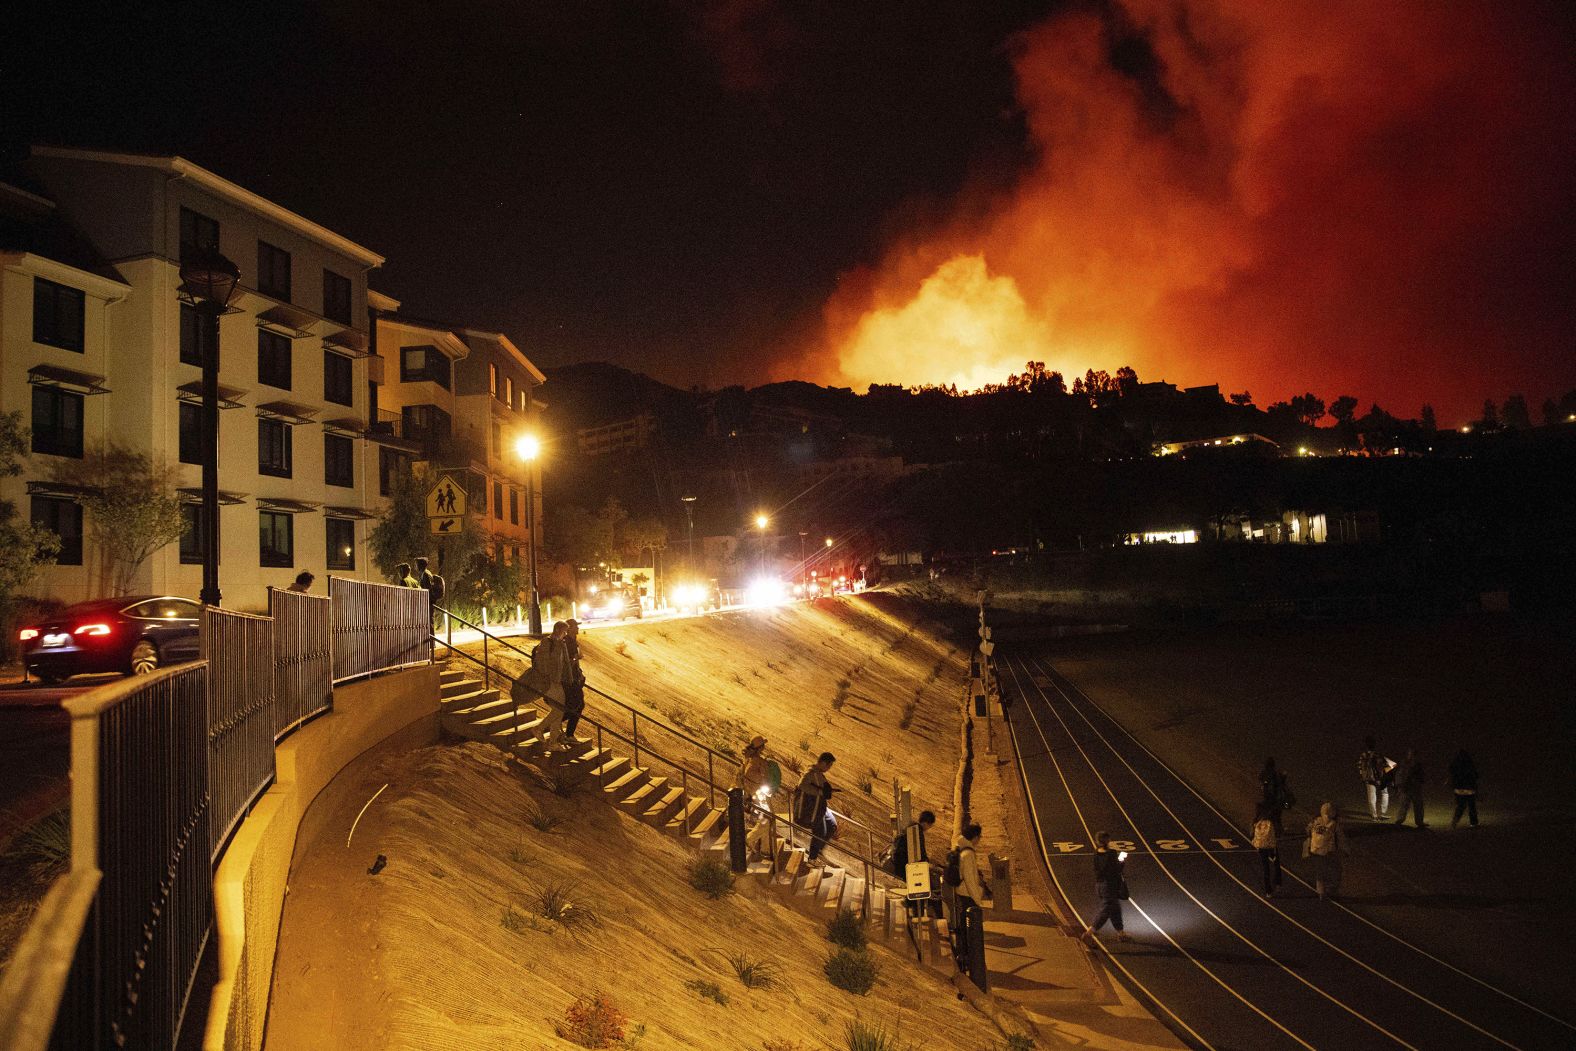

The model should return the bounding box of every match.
[437,664,929,946]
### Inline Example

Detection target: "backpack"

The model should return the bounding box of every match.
[942,847,968,888]
[429,574,446,601]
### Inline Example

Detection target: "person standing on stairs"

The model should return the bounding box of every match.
[794,752,838,863]
[521,621,572,749]
[561,619,588,745]
[735,736,773,858]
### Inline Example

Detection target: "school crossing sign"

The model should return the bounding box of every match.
[426,475,467,535]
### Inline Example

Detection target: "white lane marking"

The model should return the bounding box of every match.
[1034,653,1575,1038]
[1013,655,1406,1049]
[1004,658,1297,1051]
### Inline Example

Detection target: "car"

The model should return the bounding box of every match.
[581,586,643,621]
[19,595,203,683]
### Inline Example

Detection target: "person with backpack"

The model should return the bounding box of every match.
[560,619,587,744]
[1448,749,1480,829]
[517,621,572,748]
[1306,802,1344,899]
[1392,749,1427,828]
[734,736,775,858]
[1251,803,1282,897]
[889,810,936,878]
[1357,736,1392,821]
[794,753,838,862]
[946,823,992,976]
[1081,831,1130,943]
[1259,757,1293,837]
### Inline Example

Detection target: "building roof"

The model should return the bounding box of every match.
[460,328,546,384]
[30,146,385,268]
[0,181,127,285]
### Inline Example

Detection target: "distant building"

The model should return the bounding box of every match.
[577,412,654,457]
[1153,433,1278,457]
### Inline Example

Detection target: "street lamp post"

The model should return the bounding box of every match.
[681,495,697,573]
[798,531,807,588]
[755,513,769,577]
[516,434,543,635]
[179,249,241,607]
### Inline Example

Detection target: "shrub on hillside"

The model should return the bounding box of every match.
[684,978,730,1006]
[726,951,778,989]
[556,993,627,1048]
[826,906,866,951]
[824,947,879,995]
[688,855,734,899]
[844,1018,913,1051]
[531,881,599,932]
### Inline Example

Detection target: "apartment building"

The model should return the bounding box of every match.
[2,147,387,609]
[366,305,544,570]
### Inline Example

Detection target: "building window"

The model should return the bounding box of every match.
[258,329,292,389]
[324,433,354,487]
[33,278,85,353]
[31,496,83,565]
[179,503,207,564]
[493,481,503,519]
[259,511,294,568]
[178,402,203,465]
[490,363,499,398]
[258,418,293,477]
[401,404,450,447]
[379,446,407,497]
[179,304,218,368]
[324,350,353,406]
[180,207,219,259]
[327,517,355,570]
[509,488,519,525]
[31,386,84,458]
[505,376,514,409]
[257,241,292,301]
[322,269,352,325]
[399,345,450,389]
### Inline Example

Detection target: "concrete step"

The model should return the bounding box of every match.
[603,767,651,801]
[439,668,468,686]
[816,867,846,908]
[590,754,632,784]
[664,796,708,836]
[494,716,545,749]
[620,776,669,816]
[443,692,508,720]
[794,864,824,899]
[871,886,889,938]
[640,785,687,828]
[688,806,727,842]
[441,678,489,700]
[840,875,866,917]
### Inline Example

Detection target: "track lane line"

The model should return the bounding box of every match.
[1024,654,1525,1051]
[1009,654,1412,1050]
[1003,656,1310,1051]
[1032,655,1576,1037]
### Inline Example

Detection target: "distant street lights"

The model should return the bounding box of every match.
[755,513,769,577]
[516,434,542,634]
[178,248,241,607]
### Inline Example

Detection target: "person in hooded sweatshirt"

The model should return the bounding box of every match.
[1307,801,1344,900]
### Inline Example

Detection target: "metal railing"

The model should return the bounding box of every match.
[268,587,333,738]
[202,607,277,859]
[330,575,431,684]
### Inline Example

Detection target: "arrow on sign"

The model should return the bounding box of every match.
[430,517,458,535]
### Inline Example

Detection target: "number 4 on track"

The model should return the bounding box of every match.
[1052,842,1085,853]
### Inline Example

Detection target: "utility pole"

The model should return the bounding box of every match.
[681,495,697,574]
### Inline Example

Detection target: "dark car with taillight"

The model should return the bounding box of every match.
[20,595,202,683]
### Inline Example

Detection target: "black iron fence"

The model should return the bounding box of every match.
[202,607,278,858]
[268,587,333,738]
[329,576,431,684]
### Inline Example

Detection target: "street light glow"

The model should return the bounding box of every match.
[824,537,833,547]
[515,434,541,461]
[755,513,769,530]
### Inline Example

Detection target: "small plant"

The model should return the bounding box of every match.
[615,641,630,658]
[527,810,562,833]
[780,753,804,775]
[506,844,534,865]
[7,810,70,879]
[899,702,916,730]
[688,854,734,899]
[500,905,531,934]
[766,661,781,673]
[684,978,730,1006]
[762,1040,807,1051]
[837,677,851,691]
[556,992,627,1048]
[858,769,876,795]
[997,1035,1036,1051]
[799,738,811,751]
[826,906,867,951]
[531,881,599,932]
[726,951,778,989]
[635,635,647,645]
[845,1018,911,1051]
[731,672,746,686]
[831,690,847,711]
[824,948,879,995]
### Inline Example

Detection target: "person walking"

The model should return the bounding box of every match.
[1358,736,1392,821]
[288,571,314,594]
[560,619,587,744]
[1448,749,1480,829]
[794,752,838,863]
[1259,758,1292,836]
[1081,831,1130,943]
[395,562,419,589]
[519,621,573,748]
[1306,802,1344,899]
[1392,749,1427,827]
[890,810,936,878]
[734,736,773,858]
[949,822,994,975]
[1252,803,1282,897]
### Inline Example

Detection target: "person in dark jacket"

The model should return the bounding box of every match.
[1392,749,1427,827]
[1080,831,1130,943]
[1259,758,1291,836]
[890,810,935,876]
[794,752,837,862]
[1448,750,1480,829]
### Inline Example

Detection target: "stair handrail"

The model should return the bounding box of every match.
[431,607,908,848]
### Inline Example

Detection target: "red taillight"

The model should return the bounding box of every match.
[18,628,38,642]
[73,622,113,637]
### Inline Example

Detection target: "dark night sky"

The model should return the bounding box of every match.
[5,1,1573,420]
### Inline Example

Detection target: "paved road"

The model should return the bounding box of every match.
[999,648,1576,1051]
[0,678,97,845]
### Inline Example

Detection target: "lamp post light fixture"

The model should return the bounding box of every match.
[798,531,808,589]
[754,513,769,576]
[178,248,242,607]
[681,495,697,574]
[515,434,543,635]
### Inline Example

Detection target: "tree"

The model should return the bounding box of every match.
[1329,396,1358,424]
[1229,391,1253,406]
[368,464,483,586]
[1420,404,1437,433]
[0,412,59,610]
[1289,393,1326,427]
[1115,365,1139,396]
[1501,394,1532,431]
[1480,399,1499,429]
[48,443,183,595]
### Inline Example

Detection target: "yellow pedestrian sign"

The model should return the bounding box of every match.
[427,476,466,535]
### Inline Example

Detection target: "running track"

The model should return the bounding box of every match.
[999,649,1575,1051]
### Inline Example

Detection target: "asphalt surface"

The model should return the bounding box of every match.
[999,648,1576,1051]
[0,676,94,844]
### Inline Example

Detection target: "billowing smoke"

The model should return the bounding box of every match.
[790,1,1575,421]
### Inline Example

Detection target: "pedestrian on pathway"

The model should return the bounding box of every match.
[396,563,419,589]
[1448,749,1480,829]
[734,735,773,858]
[890,810,936,877]
[1306,802,1344,900]
[1358,736,1392,820]
[560,619,587,744]
[288,571,314,594]
[1392,749,1427,827]
[1081,831,1130,943]
[794,752,838,863]
[1259,757,1293,836]
[949,822,994,973]
[520,621,572,748]
[1252,803,1283,897]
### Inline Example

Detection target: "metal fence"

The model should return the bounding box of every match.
[268,587,333,738]
[202,607,278,858]
[329,576,431,684]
